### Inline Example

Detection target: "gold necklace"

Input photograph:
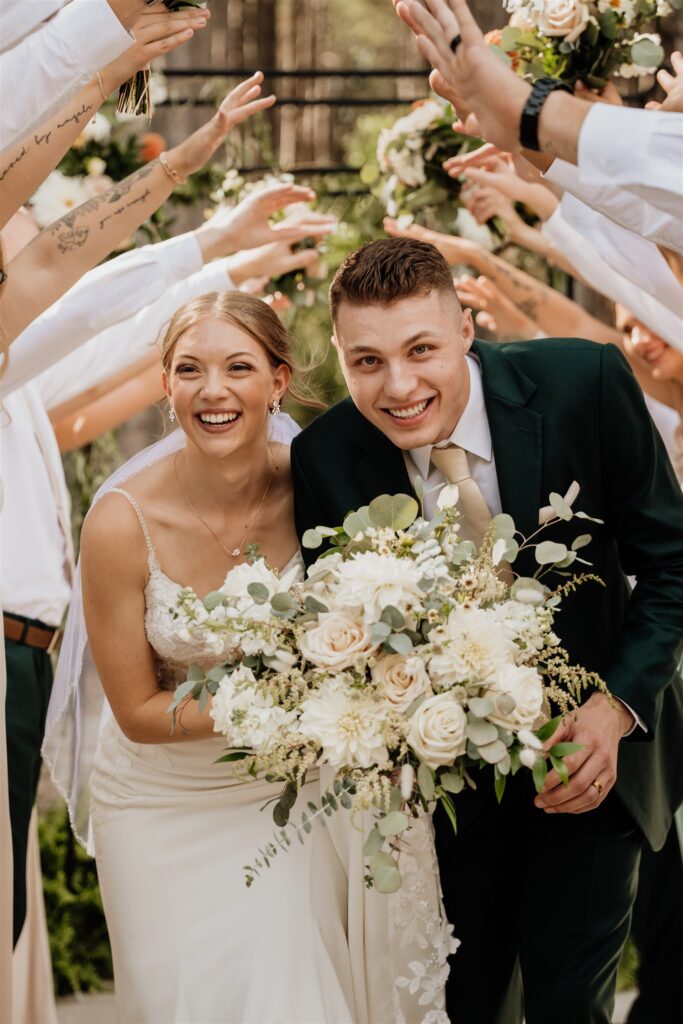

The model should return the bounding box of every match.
[173,447,275,560]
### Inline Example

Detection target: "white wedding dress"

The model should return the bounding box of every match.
[44,426,456,1024]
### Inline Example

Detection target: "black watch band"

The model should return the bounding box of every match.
[519,77,572,152]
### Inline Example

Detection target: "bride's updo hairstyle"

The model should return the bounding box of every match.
[161,290,322,409]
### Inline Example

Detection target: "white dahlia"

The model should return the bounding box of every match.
[299,679,389,768]
[429,606,517,687]
[332,551,425,622]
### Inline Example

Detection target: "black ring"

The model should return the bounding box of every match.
[449,34,462,55]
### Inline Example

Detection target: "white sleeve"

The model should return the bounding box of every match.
[0,0,71,53]
[35,260,236,411]
[545,157,683,256]
[577,106,683,221]
[542,207,683,352]
[0,0,133,153]
[0,233,204,400]
[547,191,682,316]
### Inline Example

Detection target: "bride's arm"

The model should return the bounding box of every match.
[80,493,215,744]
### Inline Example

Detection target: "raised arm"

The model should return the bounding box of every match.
[0,73,275,348]
[0,4,209,229]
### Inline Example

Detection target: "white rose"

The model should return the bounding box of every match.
[300,612,375,670]
[485,664,544,731]
[408,693,467,770]
[372,654,432,711]
[534,0,590,42]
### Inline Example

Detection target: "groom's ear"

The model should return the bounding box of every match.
[461,308,475,351]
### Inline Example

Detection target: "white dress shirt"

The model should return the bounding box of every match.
[0,0,132,153]
[0,233,206,399]
[542,205,683,352]
[545,157,683,257]
[0,242,235,625]
[578,106,683,225]
[403,355,501,520]
[0,0,71,51]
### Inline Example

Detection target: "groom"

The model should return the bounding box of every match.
[291,237,683,1024]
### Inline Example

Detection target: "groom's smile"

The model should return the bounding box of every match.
[333,289,475,451]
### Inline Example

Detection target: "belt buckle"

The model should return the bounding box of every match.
[46,628,62,657]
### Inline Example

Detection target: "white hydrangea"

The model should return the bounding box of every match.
[299,678,389,768]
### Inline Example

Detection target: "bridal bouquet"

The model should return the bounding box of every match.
[376,98,499,248]
[170,484,608,894]
[495,0,673,87]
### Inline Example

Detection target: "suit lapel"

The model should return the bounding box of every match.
[348,406,414,503]
[473,341,544,538]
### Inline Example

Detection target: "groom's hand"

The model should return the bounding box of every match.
[534,693,634,814]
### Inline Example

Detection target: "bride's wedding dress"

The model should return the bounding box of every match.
[44,426,456,1024]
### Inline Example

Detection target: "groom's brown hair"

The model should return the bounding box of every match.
[329,237,459,322]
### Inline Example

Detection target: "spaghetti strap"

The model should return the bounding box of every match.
[109,487,159,567]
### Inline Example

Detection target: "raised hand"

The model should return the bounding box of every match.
[454,273,539,338]
[646,51,683,113]
[167,73,277,180]
[102,4,210,92]
[383,215,479,266]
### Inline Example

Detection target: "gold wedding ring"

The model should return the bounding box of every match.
[591,778,604,796]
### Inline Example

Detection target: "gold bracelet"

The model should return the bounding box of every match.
[158,151,187,186]
[95,71,108,103]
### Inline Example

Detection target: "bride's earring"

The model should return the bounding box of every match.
[168,406,176,423]
[270,397,281,416]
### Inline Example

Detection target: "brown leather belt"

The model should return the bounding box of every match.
[3,613,61,655]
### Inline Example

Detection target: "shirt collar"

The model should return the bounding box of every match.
[409,354,492,478]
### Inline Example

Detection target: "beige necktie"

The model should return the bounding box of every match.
[430,445,493,548]
[430,445,514,585]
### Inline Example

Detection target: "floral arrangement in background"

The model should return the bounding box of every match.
[494,0,677,87]
[170,484,608,894]
[211,169,329,306]
[374,98,501,249]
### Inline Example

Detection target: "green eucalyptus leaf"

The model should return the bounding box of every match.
[500,25,521,50]
[468,696,494,718]
[273,802,290,828]
[386,632,413,655]
[492,513,516,540]
[203,590,226,611]
[371,621,392,643]
[549,492,573,520]
[363,827,384,856]
[271,592,296,612]
[478,739,508,764]
[373,863,402,894]
[467,720,499,745]
[302,528,323,549]
[368,494,419,530]
[380,605,405,630]
[418,762,436,801]
[247,582,270,603]
[571,534,592,551]
[439,771,464,794]
[304,595,329,614]
[343,506,373,538]
[378,811,409,837]
[631,38,664,69]
[535,540,568,565]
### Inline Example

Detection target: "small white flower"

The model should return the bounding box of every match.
[519,747,539,769]
[79,112,111,144]
[518,728,544,750]
[85,156,107,177]
[400,762,416,800]
[437,484,460,510]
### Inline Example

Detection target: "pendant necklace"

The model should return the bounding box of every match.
[173,447,275,560]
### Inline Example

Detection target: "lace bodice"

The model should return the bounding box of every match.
[110,488,304,690]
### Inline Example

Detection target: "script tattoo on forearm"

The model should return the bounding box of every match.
[34,129,52,146]
[56,102,94,130]
[99,188,152,229]
[0,145,28,182]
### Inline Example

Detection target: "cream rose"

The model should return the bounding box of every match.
[534,0,590,41]
[408,693,467,770]
[485,664,544,730]
[372,654,432,711]
[300,612,375,670]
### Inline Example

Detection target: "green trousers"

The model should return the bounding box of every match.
[5,633,53,947]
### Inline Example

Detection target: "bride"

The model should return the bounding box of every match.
[44,291,455,1024]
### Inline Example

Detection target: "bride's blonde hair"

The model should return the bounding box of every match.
[161,291,323,409]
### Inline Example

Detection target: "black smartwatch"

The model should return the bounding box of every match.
[519,77,572,152]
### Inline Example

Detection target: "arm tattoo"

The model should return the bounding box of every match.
[34,129,52,146]
[0,145,28,182]
[56,102,94,130]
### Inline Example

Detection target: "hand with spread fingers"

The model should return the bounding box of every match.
[454,273,539,339]
[393,0,532,152]
[535,693,635,815]
[383,215,478,266]
[646,51,683,113]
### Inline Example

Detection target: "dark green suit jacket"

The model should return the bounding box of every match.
[291,339,683,850]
